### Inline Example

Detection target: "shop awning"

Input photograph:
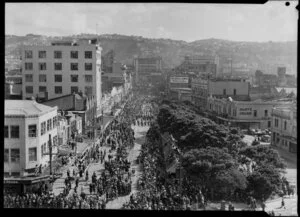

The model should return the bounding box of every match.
[4,175,51,185]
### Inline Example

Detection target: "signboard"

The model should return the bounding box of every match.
[239,107,252,116]
[170,77,189,84]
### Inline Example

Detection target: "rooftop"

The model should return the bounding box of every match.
[5,100,57,117]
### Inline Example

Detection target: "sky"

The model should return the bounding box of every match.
[5,2,298,42]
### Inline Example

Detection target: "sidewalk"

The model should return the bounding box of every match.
[106,124,149,209]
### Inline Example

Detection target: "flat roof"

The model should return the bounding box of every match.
[5,100,57,116]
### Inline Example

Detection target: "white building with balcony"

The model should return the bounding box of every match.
[271,105,297,153]
[4,100,58,177]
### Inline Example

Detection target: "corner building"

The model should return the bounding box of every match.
[4,100,58,177]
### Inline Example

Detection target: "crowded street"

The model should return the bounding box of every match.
[4,92,156,209]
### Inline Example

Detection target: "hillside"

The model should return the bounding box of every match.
[5,34,297,74]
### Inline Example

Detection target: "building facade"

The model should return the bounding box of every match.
[271,105,297,153]
[206,97,293,130]
[175,55,219,78]
[41,93,97,135]
[5,100,58,177]
[133,57,162,84]
[21,39,102,112]
[192,77,250,111]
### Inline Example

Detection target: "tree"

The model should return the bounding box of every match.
[182,147,247,200]
[246,165,282,200]
[238,145,286,171]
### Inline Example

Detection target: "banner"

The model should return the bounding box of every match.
[170,77,189,84]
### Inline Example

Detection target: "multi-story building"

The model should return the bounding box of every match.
[206,97,293,130]
[4,100,58,177]
[167,74,192,102]
[102,62,125,93]
[191,77,250,111]
[101,50,114,74]
[175,55,219,78]
[271,105,297,153]
[255,70,278,87]
[133,57,162,84]
[21,38,102,113]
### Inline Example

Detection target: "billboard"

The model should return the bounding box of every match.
[170,77,189,84]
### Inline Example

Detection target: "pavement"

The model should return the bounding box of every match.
[105,123,149,209]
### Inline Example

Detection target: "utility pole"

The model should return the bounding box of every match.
[49,134,52,175]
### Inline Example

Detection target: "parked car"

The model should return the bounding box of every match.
[261,135,271,143]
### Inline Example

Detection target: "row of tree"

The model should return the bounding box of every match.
[154,100,287,202]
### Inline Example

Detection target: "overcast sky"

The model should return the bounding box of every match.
[5,2,298,42]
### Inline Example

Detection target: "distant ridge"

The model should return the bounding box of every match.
[5,34,297,73]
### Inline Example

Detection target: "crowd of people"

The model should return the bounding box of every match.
[122,128,206,210]
[4,93,156,209]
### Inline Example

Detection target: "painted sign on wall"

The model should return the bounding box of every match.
[170,77,189,83]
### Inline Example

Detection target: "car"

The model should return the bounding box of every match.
[261,135,271,142]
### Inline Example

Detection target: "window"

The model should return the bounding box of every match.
[54,51,62,59]
[25,74,33,82]
[4,149,9,162]
[10,126,19,138]
[233,89,236,96]
[28,124,37,137]
[284,121,287,130]
[39,51,47,58]
[25,50,33,59]
[275,119,279,127]
[223,89,226,95]
[25,62,33,70]
[71,75,78,82]
[71,63,78,71]
[54,63,62,70]
[85,63,93,71]
[268,121,271,128]
[273,132,276,141]
[10,149,20,163]
[53,116,57,127]
[85,75,93,82]
[71,51,78,59]
[54,74,62,82]
[85,86,93,96]
[29,147,37,162]
[55,86,62,94]
[42,143,47,156]
[85,51,93,59]
[26,86,33,94]
[39,86,47,93]
[47,119,52,131]
[39,63,47,70]
[53,135,58,147]
[39,74,47,82]
[264,110,268,117]
[253,110,257,117]
[5,126,9,138]
[50,119,52,130]
[71,86,79,93]
[41,122,46,136]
